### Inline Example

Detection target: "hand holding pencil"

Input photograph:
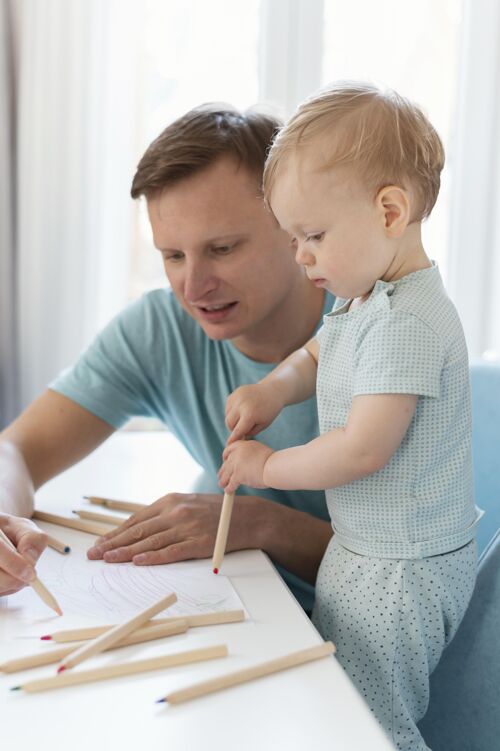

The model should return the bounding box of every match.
[213,381,284,573]
[0,526,62,614]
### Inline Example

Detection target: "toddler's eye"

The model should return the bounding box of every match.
[306,232,325,243]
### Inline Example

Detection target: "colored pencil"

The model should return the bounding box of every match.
[42,609,245,642]
[46,535,71,554]
[72,509,125,526]
[84,496,146,512]
[156,642,336,704]
[212,492,235,574]
[11,645,228,693]
[33,510,112,536]
[1,620,188,673]
[57,592,177,672]
[0,528,62,616]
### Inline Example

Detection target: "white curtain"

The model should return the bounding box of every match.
[0,0,18,427]
[13,0,139,412]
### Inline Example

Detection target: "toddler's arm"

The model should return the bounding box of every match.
[226,337,319,442]
[264,392,419,489]
[220,392,418,492]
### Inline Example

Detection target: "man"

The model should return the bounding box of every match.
[0,105,333,611]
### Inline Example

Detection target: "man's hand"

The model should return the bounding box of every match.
[0,514,47,595]
[86,492,264,565]
[218,440,274,493]
[87,489,333,586]
[225,383,284,443]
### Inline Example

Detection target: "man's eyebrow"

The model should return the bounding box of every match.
[156,233,248,253]
[204,232,248,244]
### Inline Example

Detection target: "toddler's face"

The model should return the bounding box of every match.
[270,158,396,300]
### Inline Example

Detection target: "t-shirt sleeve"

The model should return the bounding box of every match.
[50,294,171,428]
[353,311,445,398]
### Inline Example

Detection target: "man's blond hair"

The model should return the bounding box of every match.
[263,81,445,221]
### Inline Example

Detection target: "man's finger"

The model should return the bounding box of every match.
[16,529,48,566]
[0,541,36,583]
[102,527,178,563]
[87,515,169,559]
[133,540,203,566]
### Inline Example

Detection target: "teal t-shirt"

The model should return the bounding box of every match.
[50,288,333,610]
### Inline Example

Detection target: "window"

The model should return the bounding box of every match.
[129,0,261,299]
[322,0,463,280]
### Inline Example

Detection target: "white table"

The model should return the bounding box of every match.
[0,432,394,750]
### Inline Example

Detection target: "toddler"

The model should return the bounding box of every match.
[218,82,481,750]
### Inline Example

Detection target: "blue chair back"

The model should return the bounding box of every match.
[470,361,500,555]
[418,529,500,750]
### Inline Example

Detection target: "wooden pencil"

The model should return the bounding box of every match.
[84,496,146,512]
[72,509,125,526]
[212,492,235,574]
[33,510,113,537]
[0,528,62,616]
[42,609,245,642]
[45,535,71,554]
[57,592,177,672]
[1,620,189,673]
[11,645,228,693]
[157,641,336,704]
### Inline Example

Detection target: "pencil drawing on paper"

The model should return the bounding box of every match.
[12,550,244,621]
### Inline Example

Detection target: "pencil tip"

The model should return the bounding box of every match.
[56,608,63,616]
[82,495,90,499]
[57,665,66,674]
[213,568,219,575]
[155,698,166,704]
[40,635,52,641]
[10,686,21,691]
[64,546,71,553]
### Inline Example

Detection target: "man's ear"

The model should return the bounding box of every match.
[375,185,411,238]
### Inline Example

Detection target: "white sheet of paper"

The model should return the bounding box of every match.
[4,543,246,629]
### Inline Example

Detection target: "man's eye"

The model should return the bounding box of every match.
[163,253,184,262]
[214,245,233,254]
[306,233,325,242]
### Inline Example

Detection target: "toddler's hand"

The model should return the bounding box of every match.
[225,383,284,443]
[218,440,274,494]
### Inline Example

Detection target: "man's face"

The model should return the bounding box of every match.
[147,157,301,346]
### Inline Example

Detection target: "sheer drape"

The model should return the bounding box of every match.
[0,0,140,421]
[0,1,18,427]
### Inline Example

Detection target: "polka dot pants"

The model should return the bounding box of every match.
[312,537,477,751]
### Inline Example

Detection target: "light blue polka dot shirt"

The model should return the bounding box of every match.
[317,264,482,558]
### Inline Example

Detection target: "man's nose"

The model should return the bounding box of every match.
[184,261,218,302]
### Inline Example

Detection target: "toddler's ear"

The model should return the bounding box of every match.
[376,185,411,238]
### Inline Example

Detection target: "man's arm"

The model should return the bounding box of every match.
[0,389,115,594]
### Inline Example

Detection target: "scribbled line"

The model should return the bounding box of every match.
[30,555,235,619]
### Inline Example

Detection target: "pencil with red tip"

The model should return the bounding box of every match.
[211,492,235,574]
[56,591,177,673]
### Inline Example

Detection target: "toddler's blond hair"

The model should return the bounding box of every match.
[263,81,444,222]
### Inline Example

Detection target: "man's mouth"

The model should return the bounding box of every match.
[199,303,235,311]
[194,301,238,321]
